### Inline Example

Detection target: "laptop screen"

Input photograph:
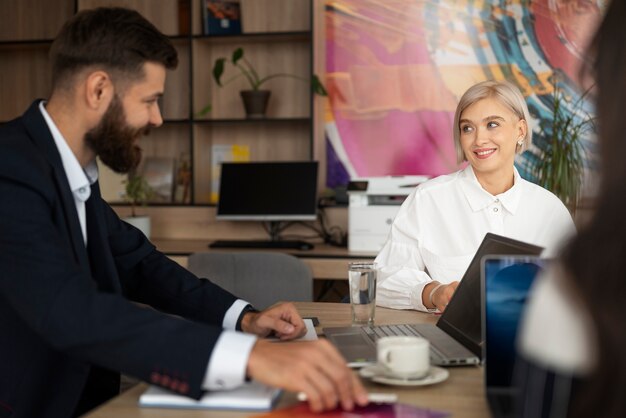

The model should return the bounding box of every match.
[482,255,545,416]
[435,233,543,358]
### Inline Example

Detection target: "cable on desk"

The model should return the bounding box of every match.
[258,205,347,248]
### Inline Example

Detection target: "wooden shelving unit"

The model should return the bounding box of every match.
[0,0,315,206]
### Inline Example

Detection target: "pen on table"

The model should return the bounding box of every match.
[297,392,398,404]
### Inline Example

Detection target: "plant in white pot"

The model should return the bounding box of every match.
[123,174,154,238]
[209,47,327,119]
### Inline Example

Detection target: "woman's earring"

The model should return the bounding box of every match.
[517,138,524,146]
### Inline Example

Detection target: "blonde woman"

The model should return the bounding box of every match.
[375,80,575,312]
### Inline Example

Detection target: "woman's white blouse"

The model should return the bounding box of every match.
[374,165,576,311]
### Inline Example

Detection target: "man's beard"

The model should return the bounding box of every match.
[85,95,149,174]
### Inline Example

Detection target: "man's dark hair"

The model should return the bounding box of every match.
[49,7,178,90]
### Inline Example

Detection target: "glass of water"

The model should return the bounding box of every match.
[348,261,377,325]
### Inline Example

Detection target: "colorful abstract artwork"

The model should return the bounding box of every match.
[324,0,604,188]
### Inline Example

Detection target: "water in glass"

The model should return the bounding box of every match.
[349,263,377,325]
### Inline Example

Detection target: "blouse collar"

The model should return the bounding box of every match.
[459,165,523,215]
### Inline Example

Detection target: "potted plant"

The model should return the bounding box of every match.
[532,83,596,212]
[209,47,327,118]
[123,174,154,238]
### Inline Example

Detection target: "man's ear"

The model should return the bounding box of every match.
[84,70,114,112]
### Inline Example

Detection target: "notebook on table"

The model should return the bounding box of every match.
[139,319,317,411]
[139,381,281,411]
[323,233,543,367]
[481,255,546,418]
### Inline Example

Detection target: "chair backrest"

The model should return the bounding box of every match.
[187,252,313,310]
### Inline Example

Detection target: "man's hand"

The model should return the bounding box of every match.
[240,302,306,340]
[423,281,459,312]
[247,339,369,412]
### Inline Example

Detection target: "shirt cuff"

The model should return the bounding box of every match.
[202,331,257,391]
[410,281,430,312]
[222,299,251,330]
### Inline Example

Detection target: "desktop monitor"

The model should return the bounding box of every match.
[216,161,318,221]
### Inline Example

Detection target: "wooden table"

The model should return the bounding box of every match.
[85,303,488,417]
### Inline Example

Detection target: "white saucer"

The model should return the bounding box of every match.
[358,364,449,387]
[359,364,426,379]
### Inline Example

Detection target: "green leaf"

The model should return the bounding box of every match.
[312,74,328,96]
[213,49,328,99]
[232,47,244,64]
[212,58,226,86]
[123,175,154,217]
[531,82,595,210]
[195,103,212,117]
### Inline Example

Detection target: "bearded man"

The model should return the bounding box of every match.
[0,7,366,418]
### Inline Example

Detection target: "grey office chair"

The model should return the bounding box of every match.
[187,252,313,310]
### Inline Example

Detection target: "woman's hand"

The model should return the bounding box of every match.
[424,281,459,312]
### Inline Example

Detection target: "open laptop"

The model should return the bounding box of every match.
[482,255,546,418]
[323,233,543,367]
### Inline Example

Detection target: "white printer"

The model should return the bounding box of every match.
[348,176,429,253]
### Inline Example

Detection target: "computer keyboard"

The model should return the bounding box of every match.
[363,324,469,362]
[209,240,314,251]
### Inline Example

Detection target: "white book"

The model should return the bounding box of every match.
[139,319,317,411]
[139,381,281,411]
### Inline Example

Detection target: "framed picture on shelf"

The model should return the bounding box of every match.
[174,153,192,204]
[141,157,176,203]
[97,157,127,203]
[202,0,242,35]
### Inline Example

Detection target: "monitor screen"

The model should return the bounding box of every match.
[216,161,319,221]
[482,256,545,416]
[484,256,545,387]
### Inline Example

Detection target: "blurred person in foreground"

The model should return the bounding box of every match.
[518,1,626,417]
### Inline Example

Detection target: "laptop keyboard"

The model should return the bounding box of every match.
[363,324,468,362]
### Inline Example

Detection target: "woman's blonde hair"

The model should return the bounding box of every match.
[452,80,532,163]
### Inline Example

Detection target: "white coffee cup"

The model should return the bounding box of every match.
[377,336,430,378]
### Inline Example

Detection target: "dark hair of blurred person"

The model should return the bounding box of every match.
[562,0,626,416]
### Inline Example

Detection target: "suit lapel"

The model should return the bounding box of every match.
[22,100,91,273]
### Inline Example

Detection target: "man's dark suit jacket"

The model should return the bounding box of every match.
[0,101,242,418]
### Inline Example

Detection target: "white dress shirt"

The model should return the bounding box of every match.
[39,102,255,391]
[374,165,576,311]
[39,102,98,245]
